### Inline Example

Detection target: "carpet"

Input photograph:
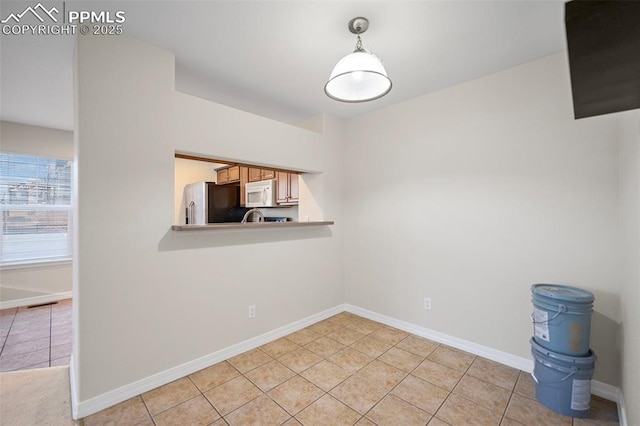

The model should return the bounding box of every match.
[0,366,77,425]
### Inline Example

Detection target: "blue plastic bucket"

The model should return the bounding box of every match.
[530,337,596,418]
[531,284,594,356]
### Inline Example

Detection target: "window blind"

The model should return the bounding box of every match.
[0,153,72,265]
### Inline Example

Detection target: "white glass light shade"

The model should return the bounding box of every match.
[324,51,392,102]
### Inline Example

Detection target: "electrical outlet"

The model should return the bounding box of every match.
[248,304,256,319]
[424,297,431,310]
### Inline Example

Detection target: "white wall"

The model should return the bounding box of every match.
[74,35,344,407]
[618,111,639,425]
[343,53,621,386]
[0,121,73,303]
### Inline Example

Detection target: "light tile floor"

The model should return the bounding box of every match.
[0,298,72,372]
[82,312,619,425]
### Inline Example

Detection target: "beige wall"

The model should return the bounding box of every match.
[1,263,72,301]
[343,53,622,386]
[1,121,73,159]
[618,111,639,425]
[0,121,73,303]
[74,35,344,406]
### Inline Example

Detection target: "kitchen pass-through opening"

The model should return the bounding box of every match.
[174,153,309,226]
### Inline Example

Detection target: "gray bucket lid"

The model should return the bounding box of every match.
[531,284,594,303]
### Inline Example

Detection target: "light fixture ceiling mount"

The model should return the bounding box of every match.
[348,17,369,34]
[325,16,392,103]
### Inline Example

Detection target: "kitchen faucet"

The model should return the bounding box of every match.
[241,208,265,223]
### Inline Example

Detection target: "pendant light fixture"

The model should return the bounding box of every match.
[325,17,392,103]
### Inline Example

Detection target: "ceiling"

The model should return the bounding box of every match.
[0,1,567,131]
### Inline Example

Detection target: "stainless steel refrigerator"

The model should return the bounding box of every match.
[184,181,246,224]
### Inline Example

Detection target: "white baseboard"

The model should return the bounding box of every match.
[0,291,72,310]
[591,380,620,404]
[603,388,629,426]
[616,388,628,426]
[74,304,344,419]
[589,383,628,426]
[69,355,79,420]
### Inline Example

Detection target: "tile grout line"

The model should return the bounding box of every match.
[186,374,225,422]
[501,371,524,425]
[362,330,464,423]
[393,342,448,422]
[49,304,53,367]
[139,391,157,425]
[430,348,475,423]
[311,327,416,423]
[234,361,299,422]
[198,353,291,424]
[0,302,72,372]
[0,309,18,358]
[264,345,328,422]
[448,357,526,425]
[361,336,416,419]
[314,324,425,422]
[222,322,356,423]
[409,344,449,423]
[291,328,360,422]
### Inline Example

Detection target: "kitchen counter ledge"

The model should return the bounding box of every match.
[172,221,334,231]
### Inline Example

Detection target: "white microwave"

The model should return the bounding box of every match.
[245,179,277,208]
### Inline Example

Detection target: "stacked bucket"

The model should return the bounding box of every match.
[530,284,596,418]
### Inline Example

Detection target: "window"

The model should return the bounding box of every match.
[0,153,72,265]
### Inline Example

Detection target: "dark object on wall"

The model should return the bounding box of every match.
[565,1,640,119]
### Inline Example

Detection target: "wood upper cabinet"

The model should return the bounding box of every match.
[262,169,276,180]
[228,166,240,182]
[239,166,248,206]
[276,171,299,205]
[248,167,276,182]
[276,172,287,202]
[248,167,261,182]
[289,174,299,202]
[217,168,228,184]
[216,165,240,184]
